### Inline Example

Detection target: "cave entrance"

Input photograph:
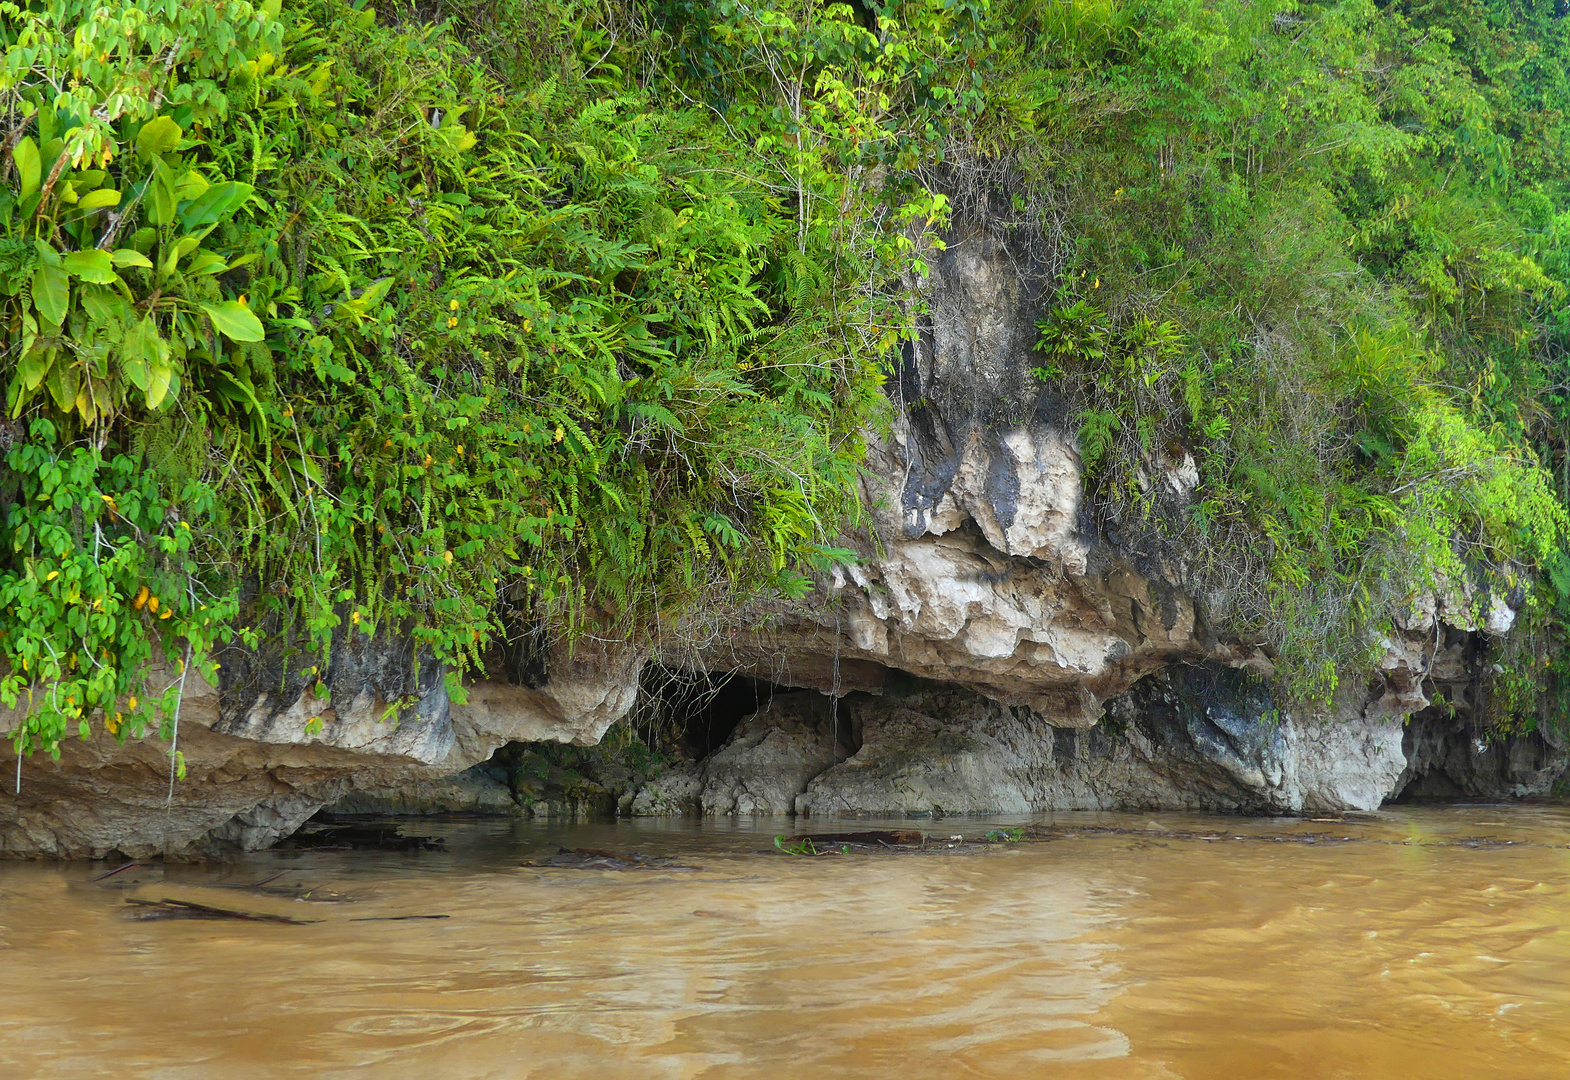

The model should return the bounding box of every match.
[633,667,790,760]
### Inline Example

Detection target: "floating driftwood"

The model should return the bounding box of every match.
[87,861,162,889]
[122,898,321,924]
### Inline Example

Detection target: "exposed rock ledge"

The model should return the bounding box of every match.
[631,670,1435,820]
[0,638,643,858]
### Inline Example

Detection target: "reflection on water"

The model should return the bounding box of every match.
[4,806,1570,1079]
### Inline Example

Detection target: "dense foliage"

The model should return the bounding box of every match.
[4,0,1570,763]
[0,0,978,757]
[987,0,1570,710]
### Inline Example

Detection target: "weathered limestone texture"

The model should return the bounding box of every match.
[0,638,643,858]
[323,763,519,817]
[631,692,858,816]
[684,221,1206,722]
[633,667,1408,819]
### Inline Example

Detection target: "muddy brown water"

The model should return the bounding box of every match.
[4,805,1570,1079]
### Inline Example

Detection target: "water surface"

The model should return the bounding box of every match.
[4,805,1570,1078]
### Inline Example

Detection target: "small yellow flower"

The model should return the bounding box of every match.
[133,585,149,610]
[127,696,138,710]
[147,595,159,613]
[447,316,458,328]
[443,550,454,565]
[553,425,565,443]
[159,607,172,620]
[45,570,59,582]
[351,610,361,624]
[449,299,459,310]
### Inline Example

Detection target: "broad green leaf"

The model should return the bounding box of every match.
[78,188,121,210]
[31,243,68,326]
[178,181,254,230]
[159,235,202,279]
[147,158,177,226]
[360,275,394,309]
[186,251,228,276]
[62,249,117,284]
[174,169,210,202]
[136,116,183,158]
[17,348,53,392]
[145,359,174,409]
[202,301,265,342]
[44,360,79,413]
[110,249,154,269]
[14,138,40,201]
[120,324,151,390]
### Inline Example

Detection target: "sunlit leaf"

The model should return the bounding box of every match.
[78,188,121,210]
[31,243,68,326]
[14,137,40,202]
[201,300,266,342]
[136,116,184,159]
[62,249,118,284]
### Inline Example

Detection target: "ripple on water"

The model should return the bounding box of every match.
[3,806,1570,1079]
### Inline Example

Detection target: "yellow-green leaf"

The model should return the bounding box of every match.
[17,348,53,392]
[174,169,209,203]
[44,361,79,414]
[110,249,154,269]
[78,188,121,210]
[63,249,117,284]
[145,360,174,409]
[147,158,177,226]
[14,137,40,201]
[31,243,68,326]
[201,301,265,342]
[136,116,183,159]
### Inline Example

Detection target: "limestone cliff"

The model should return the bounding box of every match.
[1,218,1561,858]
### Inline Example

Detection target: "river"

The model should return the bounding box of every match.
[3,804,1570,1078]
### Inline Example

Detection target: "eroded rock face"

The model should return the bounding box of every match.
[324,762,519,817]
[635,667,1409,819]
[631,692,858,816]
[0,639,643,858]
[1399,710,1570,800]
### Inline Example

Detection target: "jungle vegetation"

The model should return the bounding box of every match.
[2,0,1569,762]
